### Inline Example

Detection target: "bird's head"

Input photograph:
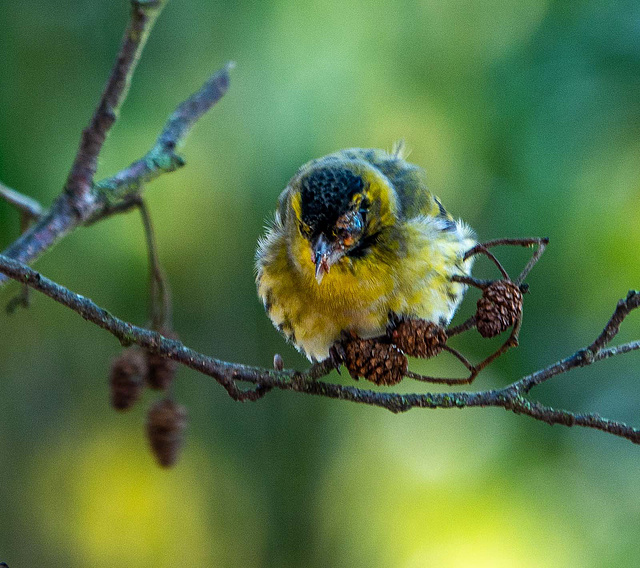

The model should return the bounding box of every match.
[283,157,399,284]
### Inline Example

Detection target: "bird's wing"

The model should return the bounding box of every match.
[359,149,451,223]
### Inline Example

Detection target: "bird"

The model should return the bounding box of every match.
[255,144,475,363]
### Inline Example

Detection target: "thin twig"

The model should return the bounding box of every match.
[514,290,640,395]
[466,246,510,279]
[462,237,549,286]
[0,182,43,220]
[0,63,232,287]
[63,0,167,219]
[421,238,544,384]
[463,237,549,261]
[588,290,640,354]
[515,238,549,284]
[84,194,141,226]
[93,63,234,202]
[138,199,171,328]
[473,313,522,371]
[451,275,492,289]
[445,315,477,337]
[1,254,638,443]
[442,344,476,371]
[5,214,33,313]
[408,302,523,385]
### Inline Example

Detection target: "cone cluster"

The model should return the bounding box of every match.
[390,319,447,358]
[108,328,185,468]
[109,331,180,411]
[343,337,408,386]
[476,280,523,338]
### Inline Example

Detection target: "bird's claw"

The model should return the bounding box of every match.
[329,335,352,374]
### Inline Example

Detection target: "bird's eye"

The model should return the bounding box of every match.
[334,210,364,247]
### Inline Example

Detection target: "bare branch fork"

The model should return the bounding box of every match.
[0,254,639,443]
[0,0,232,286]
[2,0,640,451]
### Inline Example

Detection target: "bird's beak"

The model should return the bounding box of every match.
[313,234,334,285]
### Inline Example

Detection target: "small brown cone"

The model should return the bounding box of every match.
[343,337,408,386]
[390,319,447,358]
[476,280,523,338]
[146,328,179,390]
[109,348,147,411]
[146,399,187,468]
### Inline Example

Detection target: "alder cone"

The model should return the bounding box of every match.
[476,280,523,338]
[109,348,147,411]
[391,319,447,358]
[146,399,188,468]
[343,337,408,386]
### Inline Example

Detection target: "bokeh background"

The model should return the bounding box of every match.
[1,0,639,566]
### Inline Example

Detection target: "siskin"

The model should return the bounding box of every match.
[256,145,475,362]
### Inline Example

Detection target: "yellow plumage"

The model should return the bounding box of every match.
[256,147,475,362]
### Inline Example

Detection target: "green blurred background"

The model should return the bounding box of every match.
[1,0,639,566]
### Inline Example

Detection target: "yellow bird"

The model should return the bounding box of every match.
[256,144,475,362]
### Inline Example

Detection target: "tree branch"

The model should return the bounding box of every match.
[0,182,43,220]
[0,56,231,287]
[91,62,233,210]
[512,290,640,395]
[0,0,168,284]
[63,0,167,218]
[1,254,638,444]
[2,1,638,457]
